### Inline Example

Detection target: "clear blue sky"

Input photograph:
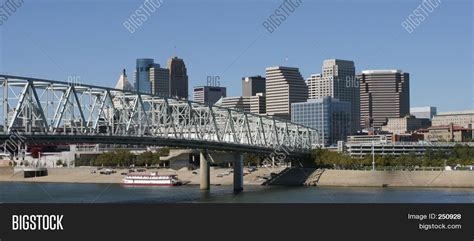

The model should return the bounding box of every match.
[0,0,472,112]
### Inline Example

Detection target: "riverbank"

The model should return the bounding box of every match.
[0,166,284,186]
[1,167,474,188]
[317,169,474,188]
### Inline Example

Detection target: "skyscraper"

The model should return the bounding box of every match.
[150,64,170,97]
[134,58,155,94]
[292,97,351,146]
[307,59,360,133]
[250,93,266,115]
[242,76,266,96]
[115,69,133,92]
[307,73,322,99]
[167,56,188,99]
[216,96,251,112]
[358,69,410,129]
[113,69,133,110]
[265,66,308,120]
[193,86,227,105]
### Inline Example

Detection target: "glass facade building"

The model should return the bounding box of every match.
[291,97,351,146]
[134,58,156,94]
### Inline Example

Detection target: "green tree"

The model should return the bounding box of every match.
[114,149,135,167]
[244,153,264,166]
[137,151,155,166]
[157,147,170,156]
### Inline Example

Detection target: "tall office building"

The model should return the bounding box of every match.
[307,74,322,99]
[216,96,251,112]
[215,94,266,115]
[250,93,266,115]
[242,76,266,96]
[167,56,188,99]
[150,64,170,97]
[358,69,410,129]
[193,86,227,105]
[292,97,351,146]
[410,106,437,120]
[265,66,308,120]
[307,59,360,133]
[115,69,133,92]
[134,58,155,94]
[113,69,134,110]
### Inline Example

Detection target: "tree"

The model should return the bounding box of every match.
[244,153,264,166]
[137,152,154,166]
[56,159,63,167]
[157,147,170,156]
[114,149,135,167]
[311,148,353,168]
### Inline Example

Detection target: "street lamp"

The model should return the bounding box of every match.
[372,140,375,171]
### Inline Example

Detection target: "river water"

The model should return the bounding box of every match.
[0,182,473,203]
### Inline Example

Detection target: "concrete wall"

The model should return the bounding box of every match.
[0,167,13,175]
[318,170,474,188]
[18,152,76,168]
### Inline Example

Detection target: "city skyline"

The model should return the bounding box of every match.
[0,0,472,112]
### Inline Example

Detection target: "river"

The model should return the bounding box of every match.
[0,182,473,203]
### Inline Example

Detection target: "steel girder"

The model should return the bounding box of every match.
[0,75,316,153]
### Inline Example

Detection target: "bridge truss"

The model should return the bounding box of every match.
[0,75,317,154]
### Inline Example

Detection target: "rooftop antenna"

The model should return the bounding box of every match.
[173,46,177,57]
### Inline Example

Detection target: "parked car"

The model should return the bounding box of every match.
[100,169,114,175]
[248,167,258,172]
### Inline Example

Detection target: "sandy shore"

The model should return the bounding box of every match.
[0,166,284,185]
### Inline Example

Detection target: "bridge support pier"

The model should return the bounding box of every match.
[233,153,243,192]
[200,151,210,190]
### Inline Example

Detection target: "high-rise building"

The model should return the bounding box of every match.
[250,93,266,115]
[265,66,308,120]
[114,69,133,92]
[134,58,155,94]
[410,106,437,120]
[113,69,134,111]
[193,86,227,105]
[291,97,351,146]
[307,74,322,99]
[358,69,410,129]
[307,59,360,133]
[150,64,170,97]
[167,56,188,99]
[216,96,251,112]
[215,94,266,115]
[242,76,266,96]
